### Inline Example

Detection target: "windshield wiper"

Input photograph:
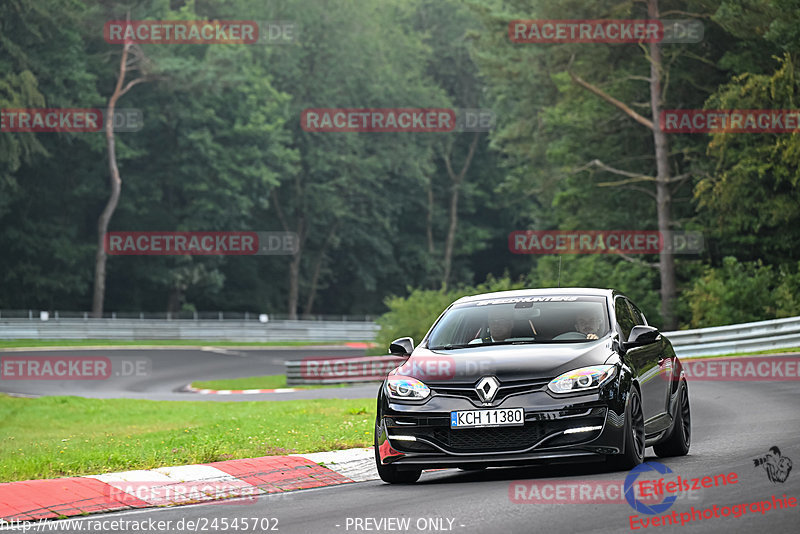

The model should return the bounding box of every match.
[431,339,546,350]
[478,340,535,346]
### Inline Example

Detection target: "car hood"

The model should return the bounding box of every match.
[396,338,615,383]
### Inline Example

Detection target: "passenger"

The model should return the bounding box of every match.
[575,309,602,340]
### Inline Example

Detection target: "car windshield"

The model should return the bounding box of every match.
[426,295,610,349]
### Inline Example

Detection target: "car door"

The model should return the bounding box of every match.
[628,299,672,424]
[615,297,666,431]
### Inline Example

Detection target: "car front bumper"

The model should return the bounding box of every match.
[376,388,627,469]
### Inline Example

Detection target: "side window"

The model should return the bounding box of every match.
[628,300,647,326]
[614,297,636,340]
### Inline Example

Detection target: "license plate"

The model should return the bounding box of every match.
[450,408,525,429]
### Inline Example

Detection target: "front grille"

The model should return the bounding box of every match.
[433,425,546,452]
[386,409,606,454]
[429,378,550,404]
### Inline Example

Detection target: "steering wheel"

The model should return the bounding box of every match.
[552,331,588,341]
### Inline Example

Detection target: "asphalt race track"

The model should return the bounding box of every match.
[17,358,800,534]
[0,347,378,401]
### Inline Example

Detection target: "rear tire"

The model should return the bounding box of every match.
[654,381,691,457]
[374,419,421,484]
[607,387,645,471]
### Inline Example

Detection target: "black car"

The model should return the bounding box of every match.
[375,288,690,483]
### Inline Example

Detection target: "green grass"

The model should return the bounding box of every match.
[0,339,360,349]
[681,346,800,360]
[0,395,375,482]
[191,374,349,390]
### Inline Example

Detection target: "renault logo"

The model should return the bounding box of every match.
[475,376,500,403]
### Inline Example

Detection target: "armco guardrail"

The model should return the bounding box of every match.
[4,311,798,359]
[664,315,800,358]
[286,355,405,385]
[284,316,800,384]
[0,318,379,342]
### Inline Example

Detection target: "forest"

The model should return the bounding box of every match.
[2,0,800,330]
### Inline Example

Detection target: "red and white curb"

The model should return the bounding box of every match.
[0,448,376,522]
[183,384,297,395]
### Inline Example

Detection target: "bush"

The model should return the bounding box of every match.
[773,262,800,318]
[529,255,663,326]
[685,256,782,327]
[373,275,526,353]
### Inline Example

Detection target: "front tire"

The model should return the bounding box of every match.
[654,381,691,457]
[607,386,645,471]
[374,419,421,484]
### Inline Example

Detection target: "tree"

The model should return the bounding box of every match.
[695,0,800,267]
[469,0,726,327]
[262,0,448,318]
[92,35,153,317]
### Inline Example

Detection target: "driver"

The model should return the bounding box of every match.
[469,305,514,343]
[575,308,602,340]
[488,305,514,341]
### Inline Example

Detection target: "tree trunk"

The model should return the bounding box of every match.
[426,178,435,255]
[303,223,337,316]
[442,179,460,290]
[287,215,305,320]
[92,125,121,317]
[287,250,301,320]
[92,40,145,317]
[441,133,480,290]
[271,184,306,320]
[648,0,677,329]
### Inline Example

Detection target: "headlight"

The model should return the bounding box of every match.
[386,376,430,400]
[548,365,616,394]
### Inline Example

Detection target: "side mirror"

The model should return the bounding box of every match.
[624,325,661,349]
[389,337,414,356]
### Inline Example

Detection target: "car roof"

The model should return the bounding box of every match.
[452,287,616,305]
